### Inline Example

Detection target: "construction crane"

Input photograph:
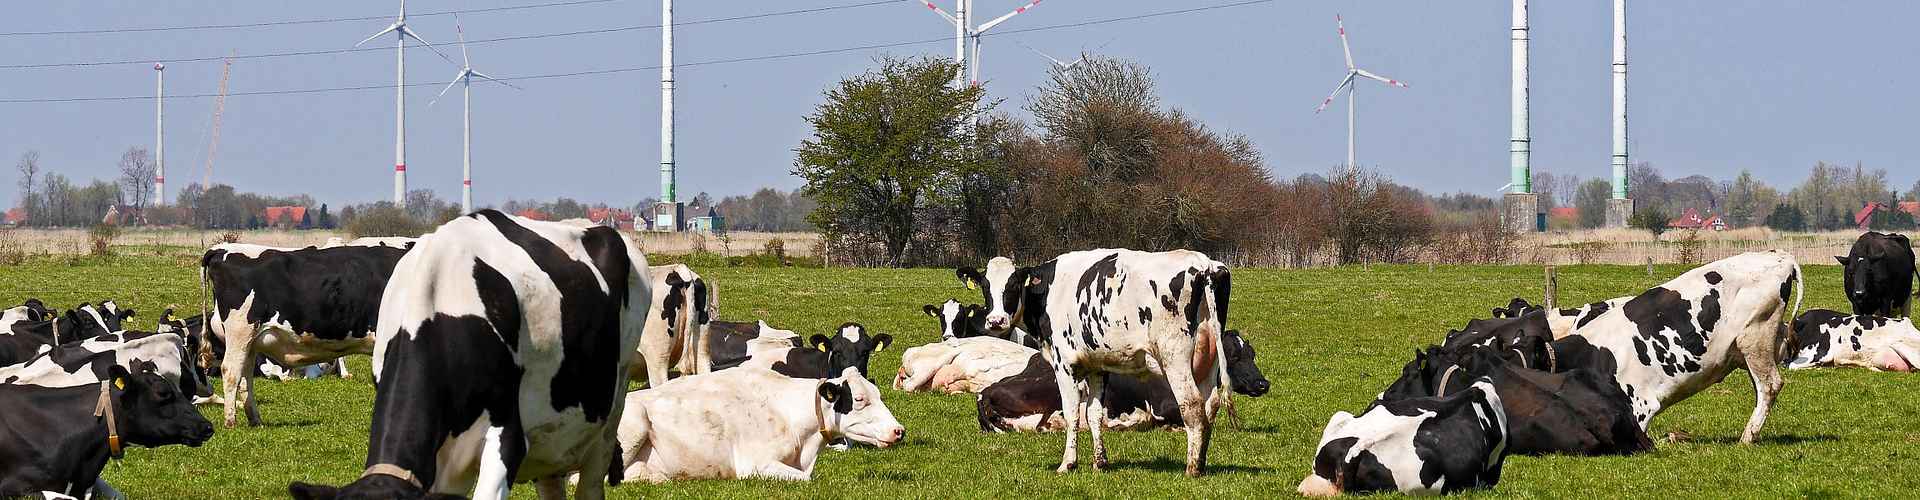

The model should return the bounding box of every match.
[203,57,231,188]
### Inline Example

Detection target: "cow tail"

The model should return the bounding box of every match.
[1210,266,1240,430]
[1790,257,1804,327]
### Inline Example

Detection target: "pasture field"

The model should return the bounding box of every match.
[7,252,1919,498]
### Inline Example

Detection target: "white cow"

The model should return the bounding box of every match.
[1787,310,1920,372]
[893,336,1038,394]
[630,264,715,385]
[612,367,904,482]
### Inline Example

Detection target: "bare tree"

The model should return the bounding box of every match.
[15,151,38,213]
[119,147,156,211]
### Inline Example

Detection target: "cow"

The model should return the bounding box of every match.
[1297,379,1508,497]
[607,367,905,482]
[737,323,891,380]
[705,320,803,372]
[1567,251,1802,443]
[1785,309,1920,372]
[0,331,208,402]
[1375,345,1651,456]
[0,363,215,499]
[201,241,409,427]
[975,330,1270,433]
[894,336,1038,394]
[2,305,121,366]
[958,250,1233,476]
[629,264,716,385]
[1837,232,1917,317]
[1490,297,1539,318]
[286,210,649,500]
[923,298,1040,348]
[1447,298,1632,350]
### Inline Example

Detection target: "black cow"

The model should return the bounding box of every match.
[1491,297,1541,319]
[1442,309,1555,350]
[2,305,120,366]
[1837,232,1917,317]
[201,242,409,427]
[743,323,892,379]
[704,320,802,372]
[976,330,1269,433]
[0,363,214,498]
[1298,379,1508,496]
[288,210,648,499]
[1376,345,1651,456]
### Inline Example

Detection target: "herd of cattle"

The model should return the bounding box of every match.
[0,212,1914,498]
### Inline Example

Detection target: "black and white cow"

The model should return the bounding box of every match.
[201,241,409,427]
[0,331,208,402]
[1568,250,1802,443]
[1836,232,1917,317]
[958,250,1233,476]
[1298,379,1508,496]
[975,330,1270,433]
[923,298,1040,348]
[895,336,1038,394]
[0,363,214,499]
[630,264,715,385]
[287,210,649,500]
[705,320,803,372]
[1,304,121,367]
[738,323,892,379]
[1785,309,1920,372]
[1375,345,1650,456]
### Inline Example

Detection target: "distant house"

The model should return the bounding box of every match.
[515,208,550,221]
[1901,201,1920,218]
[263,206,308,228]
[587,207,636,230]
[5,207,26,226]
[1857,202,1920,230]
[688,206,725,234]
[1548,207,1578,222]
[1669,208,1727,231]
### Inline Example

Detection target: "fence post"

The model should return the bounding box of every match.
[1645,257,1653,278]
[1544,265,1558,310]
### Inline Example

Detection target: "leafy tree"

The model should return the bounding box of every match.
[1628,205,1669,235]
[793,56,989,266]
[1764,204,1807,232]
[1573,178,1611,229]
[316,204,334,229]
[1869,205,1918,231]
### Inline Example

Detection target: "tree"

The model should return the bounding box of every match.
[1573,179,1611,229]
[1764,204,1807,232]
[15,151,39,221]
[316,204,334,229]
[118,147,156,213]
[1907,180,1920,202]
[793,56,989,266]
[1628,205,1669,235]
[1028,55,1160,182]
[1726,170,1767,227]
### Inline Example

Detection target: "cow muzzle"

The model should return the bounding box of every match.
[985,314,1011,332]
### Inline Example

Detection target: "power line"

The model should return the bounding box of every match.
[0,0,617,37]
[0,1,1271,104]
[0,0,900,70]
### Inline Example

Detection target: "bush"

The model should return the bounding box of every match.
[1629,207,1670,236]
[87,223,120,257]
[764,238,787,262]
[219,231,242,244]
[0,230,26,265]
[1675,229,1704,265]
[346,204,429,238]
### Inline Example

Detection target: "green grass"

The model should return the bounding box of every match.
[8,256,1919,498]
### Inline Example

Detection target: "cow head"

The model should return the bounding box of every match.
[1375,346,1492,406]
[1221,330,1269,397]
[98,299,135,331]
[1491,297,1537,319]
[808,323,892,378]
[819,367,906,448]
[957,257,1037,335]
[114,361,216,449]
[923,299,985,341]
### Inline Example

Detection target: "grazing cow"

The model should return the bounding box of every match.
[608,367,905,482]
[738,323,892,379]
[958,250,1232,476]
[201,242,409,427]
[630,265,716,385]
[975,330,1269,433]
[1786,309,1920,372]
[923,298,1041,348]
[1569,251,1802,443]
[286,210,649,500]
[1297,380,1508,497]
[1836,232,1917,317]
[705,320,803,372]
[0,363,215,499]
[894,336,1038,394]
[1375,345,1650,456]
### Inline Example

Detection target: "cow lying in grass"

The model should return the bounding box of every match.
[1375,345,1651,456]
[1298,379,1508,496]
[893,336,1038,394]
[974,330,1269,433]
[1786,309,1920,372]
[609,367,903,482]
[0,363,214,498]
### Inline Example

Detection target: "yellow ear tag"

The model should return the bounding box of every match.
[966,280,977,291]
[114,379,125,390]
[817,343,829,352]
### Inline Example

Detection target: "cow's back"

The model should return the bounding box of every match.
[203,244,407,339]
[1036,249,1226,367]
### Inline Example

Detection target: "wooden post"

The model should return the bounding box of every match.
[1645,256,1654,277]
[1544,265,1558,310]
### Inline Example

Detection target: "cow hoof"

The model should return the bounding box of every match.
[1185,466,1205,478]
[1092,457,1109,471]
[1055,462,1077,474]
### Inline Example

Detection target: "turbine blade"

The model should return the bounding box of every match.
[1314,73,1356,114]
[400,25,457,66]
[1015,41,1068,67]
[470,70,523,90]
[455,16,470,66]
[916,0,958,25]
[1355,68,1408,88]
[977,0,1044,33]
[1336,14,1354,70]
[429,75,461,107]
[356,23,400,47]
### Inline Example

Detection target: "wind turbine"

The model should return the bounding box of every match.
[432,19,520,215]
[1015,38,1114,71]
[916,0,1046,88]
[1313,14,1407,174]
[357,0,453,207]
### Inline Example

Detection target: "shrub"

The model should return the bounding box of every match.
[0,230,25,265]
[1629,207,1670,236]
[88,223,120,257]
[764,238,787,262]
[346,205,429,238]
[1675,229,1704,265]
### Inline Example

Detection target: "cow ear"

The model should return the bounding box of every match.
[873,334,893,352]
[811,334,832,351]
[1835,256,1849,265]
[109,364,133,390]
[817,381,840,403]
[923,304,938,317]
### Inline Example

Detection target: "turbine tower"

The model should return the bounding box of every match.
[1510,0,1529,195]
[1313,15,1407,174]
[1605,0,1634,227]
[917,0,1045,88]
[433,19,519,215]
[154,62,165,206]
[358,0,451,207]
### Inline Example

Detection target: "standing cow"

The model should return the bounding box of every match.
[288,210,649,500]
[1836,232,1917,317]
[1569,251,1802,443]
[958,250,1233,476]
[630,264,715,385]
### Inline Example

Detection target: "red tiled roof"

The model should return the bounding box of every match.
[515,209,550,221]
[1548,207,1578,220]
[263,206,307,225]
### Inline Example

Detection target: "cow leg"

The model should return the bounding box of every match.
[90,478,124,500]
[336,357,353,379]
[472,424,525,500]
[533,478,567,500]
[242,350,264,426]
[1051,363,1082,474]
[572,438,615,500]
[1739,336,1786,445]
[217,323,258,427]
[1159,345,1212,477]
[1085,375,1109,471]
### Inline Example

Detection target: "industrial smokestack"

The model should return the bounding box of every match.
[154,63,165,206]
[660,0,676,206]
[1611,0,1628,199]
[1509,0,1529,194]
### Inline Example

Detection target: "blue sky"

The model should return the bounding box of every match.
[2,1,1914,209]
